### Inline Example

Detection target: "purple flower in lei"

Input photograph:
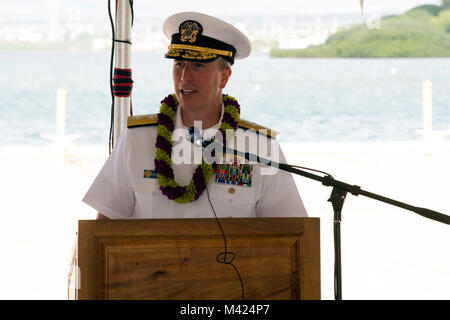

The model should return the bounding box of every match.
[154,93,240,204]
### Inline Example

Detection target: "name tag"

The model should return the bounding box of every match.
[143,169,157,179]
[215,163,252,187]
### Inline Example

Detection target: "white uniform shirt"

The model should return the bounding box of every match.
[83,105,307,219]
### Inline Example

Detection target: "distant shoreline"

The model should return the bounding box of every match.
[271,5,450,59]
[3,49,450,59]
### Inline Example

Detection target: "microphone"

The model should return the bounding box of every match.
[185,127,215,148]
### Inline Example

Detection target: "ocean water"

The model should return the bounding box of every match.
[1,50,449,145]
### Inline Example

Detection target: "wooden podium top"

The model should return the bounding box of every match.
[69,217,320,300]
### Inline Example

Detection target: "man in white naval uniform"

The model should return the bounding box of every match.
[82,12,307,220]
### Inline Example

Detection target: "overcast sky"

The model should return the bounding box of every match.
[0,0,443,20]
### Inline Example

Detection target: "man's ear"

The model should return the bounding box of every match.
[220,67,232,89]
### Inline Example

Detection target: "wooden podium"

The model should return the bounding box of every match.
[68,218,320,300]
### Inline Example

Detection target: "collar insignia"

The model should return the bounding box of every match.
[179,20,202,43]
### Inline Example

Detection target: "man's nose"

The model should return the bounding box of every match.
[181,63,194,81]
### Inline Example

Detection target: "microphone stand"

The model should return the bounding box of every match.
[204,140,450,300]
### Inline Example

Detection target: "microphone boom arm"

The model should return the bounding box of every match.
[209,140,450,225]
[201,136,449,300]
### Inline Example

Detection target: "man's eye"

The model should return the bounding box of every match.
[195,63,206,68]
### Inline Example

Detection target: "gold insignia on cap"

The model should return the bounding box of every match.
[180,21,201,43]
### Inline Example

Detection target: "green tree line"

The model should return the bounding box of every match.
[271,4,450,58]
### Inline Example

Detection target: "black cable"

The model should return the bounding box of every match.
[107,0,115,154]
[204,172,245,300]
[130,0,134,26]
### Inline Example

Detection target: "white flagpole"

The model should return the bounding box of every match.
[113,0,132,149]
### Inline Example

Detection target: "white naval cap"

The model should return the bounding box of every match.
[163,12,251,65]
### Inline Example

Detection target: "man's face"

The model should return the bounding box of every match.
[172,59,231,115]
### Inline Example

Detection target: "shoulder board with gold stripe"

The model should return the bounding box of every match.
[127,115,279,138]
[238,119,278,139]
[127,114,158,128]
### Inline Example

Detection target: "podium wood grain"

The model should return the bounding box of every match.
[69,218,320,300]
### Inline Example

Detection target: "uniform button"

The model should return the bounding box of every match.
[152,191,156,196]
[228,187,235,194]
[228,199,232,203]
